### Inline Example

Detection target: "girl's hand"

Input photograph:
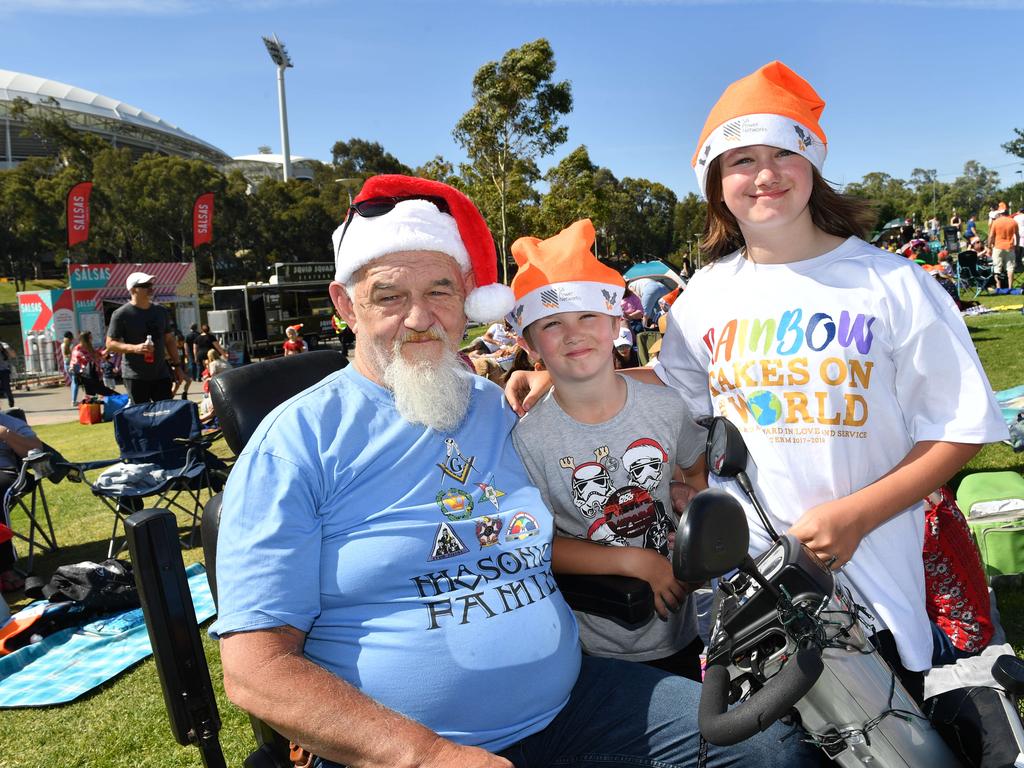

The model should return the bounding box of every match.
[627,548,689,620]
[787,498,866,570]
[504,369,552,417]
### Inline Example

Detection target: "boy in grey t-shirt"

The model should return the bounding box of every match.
[507,220,707,679]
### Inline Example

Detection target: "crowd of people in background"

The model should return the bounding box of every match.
[872,202,1024,297]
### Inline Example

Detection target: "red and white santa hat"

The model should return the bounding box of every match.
[331,175,514,323]
[692,61,828,198]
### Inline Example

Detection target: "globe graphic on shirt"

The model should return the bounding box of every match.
[747,390,783,426]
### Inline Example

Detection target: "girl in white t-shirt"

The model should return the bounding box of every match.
[653,61,1007,698]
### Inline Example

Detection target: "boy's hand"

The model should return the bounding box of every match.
[627,548,690,620]
[787,498,867,570]
[504,369,552,417]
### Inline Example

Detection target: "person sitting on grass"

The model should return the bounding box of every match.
[509,218,709,680]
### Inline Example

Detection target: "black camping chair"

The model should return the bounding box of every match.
[956,250,995,299]
[127,350,654,767]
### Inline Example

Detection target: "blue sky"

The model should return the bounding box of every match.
[4,0,1022,200]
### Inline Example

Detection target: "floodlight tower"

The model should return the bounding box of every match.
[262,34,294,182]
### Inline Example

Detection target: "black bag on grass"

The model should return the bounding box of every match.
[25,559,140,612]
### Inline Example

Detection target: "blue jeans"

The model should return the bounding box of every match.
[315,656,818,767]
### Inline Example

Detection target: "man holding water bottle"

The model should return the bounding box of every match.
[105,271,184,404]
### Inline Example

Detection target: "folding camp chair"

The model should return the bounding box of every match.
[87,399,227,558]
[0,408,83,574]
[956,250,996,299]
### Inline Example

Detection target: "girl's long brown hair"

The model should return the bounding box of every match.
[701,157,877,262]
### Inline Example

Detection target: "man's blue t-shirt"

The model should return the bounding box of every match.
[210,365,581,751]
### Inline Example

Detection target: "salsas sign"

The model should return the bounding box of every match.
[66,181,93,247]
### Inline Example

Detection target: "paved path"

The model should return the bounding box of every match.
[9,382,205,425]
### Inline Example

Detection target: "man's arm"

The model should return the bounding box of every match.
[0,425,43,457]
[220,627,510,768]
[163,332,185,383]
[105,336,145,356]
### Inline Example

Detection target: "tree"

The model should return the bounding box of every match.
[844,171,910,228]
[414,155,460,186]
[672,193,706,266]
[949,161,1000,221]
[615,178,677,262]
[1002,128,1024,160]
[453,38,572,282]
[330,138,410,177]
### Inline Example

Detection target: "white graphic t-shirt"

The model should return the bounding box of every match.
[654,237,1007,672]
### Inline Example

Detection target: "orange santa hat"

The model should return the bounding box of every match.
[507,219,625,335]
[692,61,828,198]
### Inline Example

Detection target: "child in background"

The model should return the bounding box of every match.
[510,219,708,680]
[282,325,306,356]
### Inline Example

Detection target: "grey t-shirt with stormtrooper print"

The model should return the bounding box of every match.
[512,375,706,662]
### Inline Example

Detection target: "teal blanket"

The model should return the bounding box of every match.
[995,385,1024,452]
[0,562,215,708]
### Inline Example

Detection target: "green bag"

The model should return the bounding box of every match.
[957,471,1024,581]
[967,515,1024,581]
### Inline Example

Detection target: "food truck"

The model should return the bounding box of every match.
[210,262,337,359]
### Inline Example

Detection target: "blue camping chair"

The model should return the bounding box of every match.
[84,400,227,558]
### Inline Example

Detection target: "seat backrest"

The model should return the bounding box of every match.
[210,350,347,456]
[202,351,349,600]
[958,250,979,274]
[114,399,201,468]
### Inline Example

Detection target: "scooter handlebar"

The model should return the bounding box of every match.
[699,646,824,746]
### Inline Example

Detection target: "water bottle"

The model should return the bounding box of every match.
[143,334,155,364]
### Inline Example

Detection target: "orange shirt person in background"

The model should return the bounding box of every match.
[988,208,1019,290]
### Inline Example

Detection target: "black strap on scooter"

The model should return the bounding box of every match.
[698,647,824,746]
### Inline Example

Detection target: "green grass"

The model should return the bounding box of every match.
[0,279,66,306]
[0,297,1022,767]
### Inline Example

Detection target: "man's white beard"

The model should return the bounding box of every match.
[374,330,472,433]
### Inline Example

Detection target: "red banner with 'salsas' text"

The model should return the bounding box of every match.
[193,192,214,247]
[66,181,93,247]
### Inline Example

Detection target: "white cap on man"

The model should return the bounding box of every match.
[126,271,157,290]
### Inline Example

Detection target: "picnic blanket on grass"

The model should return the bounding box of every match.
[995,385,1024,452]
[0,562,214,708]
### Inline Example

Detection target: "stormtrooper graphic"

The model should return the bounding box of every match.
[621,438,673,554]
[561,451,624,545]
[567,460,613,519]
[559,440,675,553]
[622,438,667,492]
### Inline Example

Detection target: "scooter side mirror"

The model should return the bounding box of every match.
[673,488,750,581]
[706,416,749,479]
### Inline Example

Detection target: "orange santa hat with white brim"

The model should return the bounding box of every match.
[692,60,828,198]
[331,175,514,323]
[507,218,624,335]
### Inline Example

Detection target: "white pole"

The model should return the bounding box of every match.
[276,65,292,182]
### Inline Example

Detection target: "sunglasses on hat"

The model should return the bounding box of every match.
[335,194,451,255]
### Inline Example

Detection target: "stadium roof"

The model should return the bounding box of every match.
[0,69,230,164]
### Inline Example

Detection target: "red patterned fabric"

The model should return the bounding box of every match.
[923,486,993,653]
